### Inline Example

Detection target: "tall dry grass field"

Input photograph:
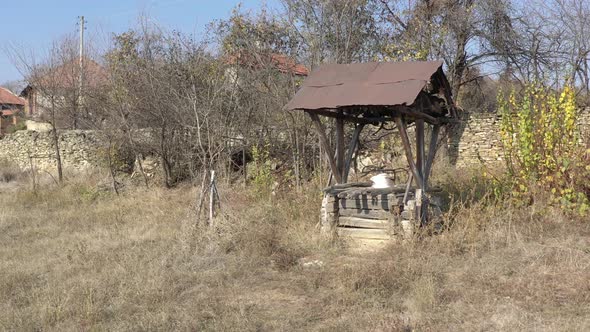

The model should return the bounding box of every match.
[1,168,589,331]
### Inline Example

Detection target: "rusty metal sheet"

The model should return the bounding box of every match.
[284,61,443,111]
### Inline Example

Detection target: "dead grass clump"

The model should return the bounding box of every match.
[212,189,321,271]
[0,159,24,184]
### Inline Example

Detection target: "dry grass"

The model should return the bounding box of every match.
[0,159,25,186]
[1,170,589,331]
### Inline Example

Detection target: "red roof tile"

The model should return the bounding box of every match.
[0,87,25,106]
[225,52,309,76]
[24,57,107,93]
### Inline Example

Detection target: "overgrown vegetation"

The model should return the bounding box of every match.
[498,84,590,214]
[2,0,590,330]
[1,171,588,331]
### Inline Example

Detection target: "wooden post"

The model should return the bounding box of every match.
[336,116,345,178]
[395,117,423,189]
[416,119,425,189]
[424,124,441,190]
[343,123,364,183]
[209,170,216,226]
[242,144,247,188]
[307,112,343,183]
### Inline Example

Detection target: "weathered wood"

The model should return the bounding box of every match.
[209,170,216,226]
[336,116,345,176]
[343,123,364,183]
[325,185,405,196]
[402,173,413,204]
[339,217,390,229]
[434,70,458,119]
[323,182,372,192]
[307,112,343,183]
[416,118,425,189]
[396,106,441,125]
[424,124,440,190]
[338,208,393,220]
[338,227,391,240]
[305,107,444,126]
[330,195,405,210]
[395,117,424,189]
[307,109,384,125]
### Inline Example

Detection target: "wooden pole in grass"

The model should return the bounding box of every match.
[209,170,216,226]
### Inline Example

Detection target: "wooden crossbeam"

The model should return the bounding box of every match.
[303,107,444,125]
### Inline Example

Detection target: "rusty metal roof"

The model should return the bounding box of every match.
[284,60,444,111]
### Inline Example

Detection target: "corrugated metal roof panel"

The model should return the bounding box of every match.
[285,60,443,111]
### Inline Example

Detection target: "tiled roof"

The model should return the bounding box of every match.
[0,87,25,105]
[269,54,309,76]
[21,57,108,95]
[225,52,309,76]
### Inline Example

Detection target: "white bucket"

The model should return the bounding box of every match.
[370,173,394,188]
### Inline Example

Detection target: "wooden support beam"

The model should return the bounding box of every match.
[416,118,425,188]
[415,118,427,226]
[397,106,441,125]
[306,109,383,125]
[343,123,364,183]
[394,117,424,190]
[304,108,445,126]
[424,124,441,190]
[336,116,345,177]
[307,111,343,184]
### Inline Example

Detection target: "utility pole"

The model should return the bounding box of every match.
[77,16,85,128]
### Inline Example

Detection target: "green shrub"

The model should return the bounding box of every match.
[498,84,590,215]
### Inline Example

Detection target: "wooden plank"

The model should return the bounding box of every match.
[327,193,405,203]
[343,123,364,183]
[337,196,404,210]
[341,199,391,211]
[307,111,343,183]
[339,217,390,229]
[336,116,345,177]
[338,208,393,220]
[338,227,391,240]
[395,117,424,189]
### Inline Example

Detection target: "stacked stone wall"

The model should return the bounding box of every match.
[448,108,590,168]
[0,130,105,171]
[1,108,589,173]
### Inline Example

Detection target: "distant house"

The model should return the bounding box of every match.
[0,87,25,135]
[20,57,107,119]
[224,52,309,86]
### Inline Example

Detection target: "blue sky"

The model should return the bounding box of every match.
[1,0,278,83]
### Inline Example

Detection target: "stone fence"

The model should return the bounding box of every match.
[1,109,590,173]
[447,108,590,168]
[0,130,105,171]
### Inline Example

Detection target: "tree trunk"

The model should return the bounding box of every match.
[50,97,63,183]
